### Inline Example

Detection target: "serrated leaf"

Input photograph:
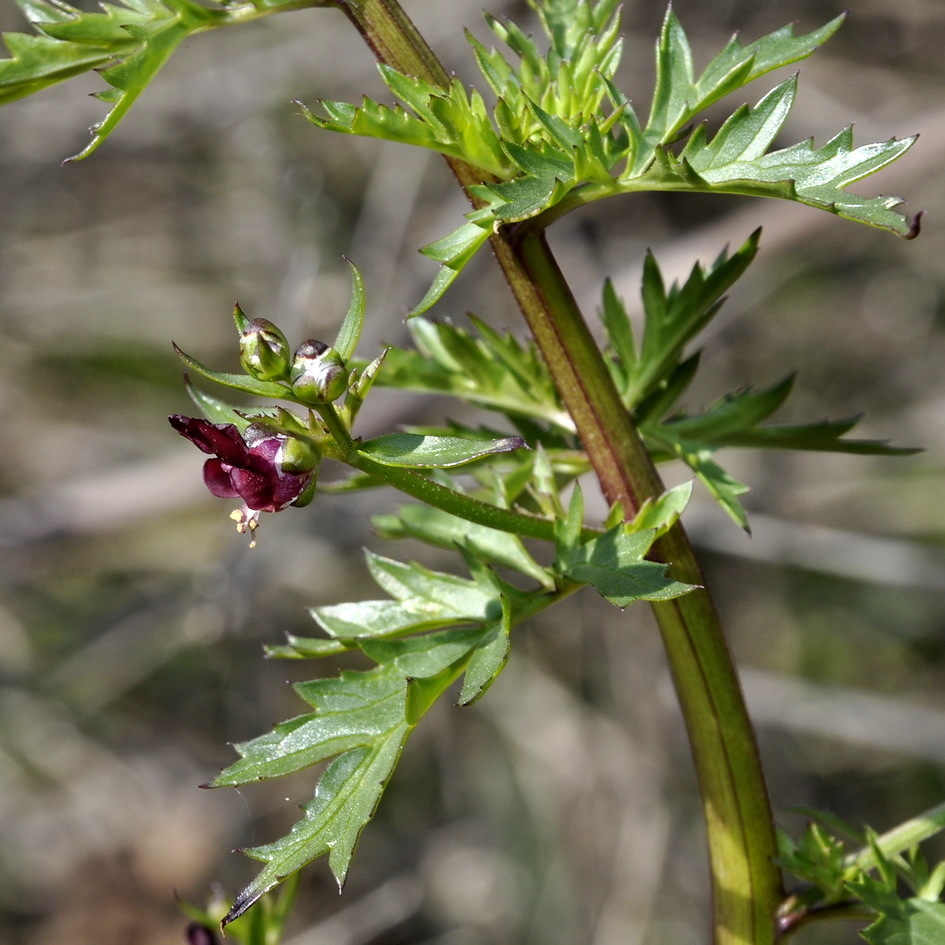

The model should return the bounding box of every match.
[224,714,408,919]
[559,523,694,604]
[358,625,487,679]
[216,647,470,925]
[300,67,508,178]
[67,0,225,162]
[615,231,760,408]
[861,898,945,945]
[310,597,479,640]
[376,317,571,431]
[1,0,332,157]
[659,435,752,531]
[0,0,141,105]
[629,481,692,536]
[637,8,845,168]
[365,551,501,615]
[357,431,525,469]
[659,375,796,443]
[651,111,919,235]
[210,667,407,787]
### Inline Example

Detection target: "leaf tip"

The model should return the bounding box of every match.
[903,209,924,240]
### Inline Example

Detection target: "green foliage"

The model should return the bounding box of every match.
[356,430,525,468]
[371,234,914,530]
[210,491,689,924]
[0,0,329,160]
[778,811,945,943]
[297,0,916,313]
[861,900,945,945]
[376,315,572,432]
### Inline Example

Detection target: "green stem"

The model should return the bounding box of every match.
[348,451,567,541]
[318,399,579,540]
[332,3,782,942]
[849,800,945,873]
[314,401,356,455]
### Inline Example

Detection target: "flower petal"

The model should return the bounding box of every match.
[170,415,249,465]
[203,459,241,499]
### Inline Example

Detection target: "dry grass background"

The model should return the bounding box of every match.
[0,1,943,943]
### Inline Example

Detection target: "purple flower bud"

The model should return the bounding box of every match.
[169,415,319,541]
[290,340,348,404]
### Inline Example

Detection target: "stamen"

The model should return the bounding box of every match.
[230,507,261,548]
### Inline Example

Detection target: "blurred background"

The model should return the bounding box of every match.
[0,1,943,943]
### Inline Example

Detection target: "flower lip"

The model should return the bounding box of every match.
[169,414,315,513]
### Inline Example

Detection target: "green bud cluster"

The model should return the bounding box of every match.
[234,304,351,405]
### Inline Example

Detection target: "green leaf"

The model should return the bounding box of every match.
[458,599,512,705]
[357,431,525,468]
[407,221,493,317]
[209,667,408,787]
[376,316,571,431]
[613,230,760,408]
[333,258,365,362]
[310,596,479,640]
[1,0,332,158]
[559,523,694,605]
[670,107,919,235]
[357,626,488,680]
[184,375,251,430]
[265,635,351,660]
[172,342,297,401]
[300,67,509,177]
[654,434,752,531]
[213,626,489,924]
[861,899,945,945]
[629,481,692,536]
[659,375,796,444]
[67,0,225,162]
[0,0,141,106]
[217,667,418,922]
[638,8,845,168]
[372,503,554,589]
[310,553,501,640]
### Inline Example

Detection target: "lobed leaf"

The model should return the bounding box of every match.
[1,0,332,158]
[557,519,694,605]
[636,8,845,171]
[861,898,945,945]
[377,316,571,431]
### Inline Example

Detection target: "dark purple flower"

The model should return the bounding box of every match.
[170,415,315,538]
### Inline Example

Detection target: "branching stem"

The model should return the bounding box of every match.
[331,2,783,942]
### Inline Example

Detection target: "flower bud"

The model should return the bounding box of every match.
[239,317,292,381]
[278,433,322,474]
[243,421,321,475]
[290,339,348,404]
